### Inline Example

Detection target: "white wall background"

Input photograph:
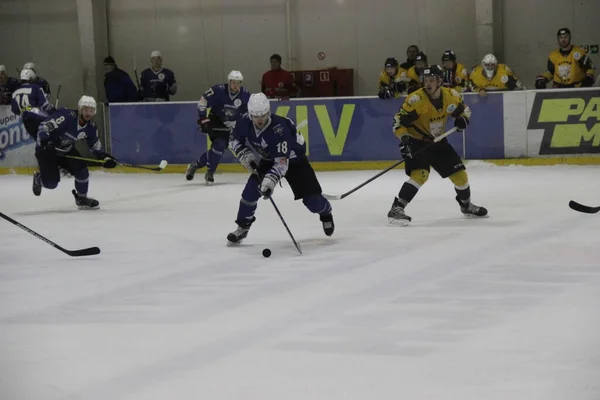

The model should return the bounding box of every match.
[0,0,598,105]
[0,0,83,107]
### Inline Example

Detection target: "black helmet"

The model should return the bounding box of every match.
[384,57,399,68]
[441,50,456,62]
[422,65,444,79]
[415,52,428,63]
[557,27,571,37]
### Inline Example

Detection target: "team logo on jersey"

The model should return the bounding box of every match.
[278,82,284,88]
[573,52,581,60]
[407,94,420,105]
[558,64,571,79]
[233,99,242,107]
[273,124,284,136]
[528,90,600,155]
[446,104,457,113]
[500,75,509,83]
[158,73,165,80]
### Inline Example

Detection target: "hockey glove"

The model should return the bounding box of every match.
[454,115,469,131]
[399,136,414,159]
[534,77,547,89]
[260,173,279,199]
[392,81,406,94]
[378,88,393,99]
[198,118,211,134]
[38,139,55,153]
[97,152,118,169]
[582,74,595,87]
[237,147,258,172]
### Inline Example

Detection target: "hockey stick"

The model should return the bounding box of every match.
[54,84,62,108]
[323,127,459,200]
[65,155,168,171]
[0,212,100,257]
[251,167,302,254]
[267,196,303,255]
[568,200,600,214]
[133,54,141,92]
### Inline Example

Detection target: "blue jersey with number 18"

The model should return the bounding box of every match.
[229,114,306,178]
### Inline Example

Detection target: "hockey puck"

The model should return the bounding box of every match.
[262,248,271,258]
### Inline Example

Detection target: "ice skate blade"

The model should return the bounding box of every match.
[462,213,489,219]
[77,205,100,211]
[388,218,410,227]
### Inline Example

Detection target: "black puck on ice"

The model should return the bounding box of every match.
[262,248,271,258]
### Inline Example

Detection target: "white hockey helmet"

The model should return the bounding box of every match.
[248,93,270,117]
[20,68,36,81]
[0,65,6,73]
[23,62,36,72]
[78,95,97,114]
[228,70,244,82]
[481,54,497,70]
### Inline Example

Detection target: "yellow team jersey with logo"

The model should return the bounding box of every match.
[393,87,471,140]
[541,46,595,87]
[470,64,522,91]
[443,63,469,92]
[378,68,408,98]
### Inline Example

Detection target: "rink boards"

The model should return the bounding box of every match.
[1,88,599,172]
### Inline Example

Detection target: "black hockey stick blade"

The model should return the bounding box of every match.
[569,200,600,214]
[0,212,101,257]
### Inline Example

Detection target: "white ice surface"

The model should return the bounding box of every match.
[1,164,600,400]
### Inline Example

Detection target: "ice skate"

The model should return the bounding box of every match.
[227,225,249,245]
[185,163,200,181]
[387,197,412,226]
[72,190,99,210]
[320,213,335,236]
[457,197,488,217]
[32,172,42,196]
[205,170,214,186]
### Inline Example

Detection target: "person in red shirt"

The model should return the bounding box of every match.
[261,54,299,99]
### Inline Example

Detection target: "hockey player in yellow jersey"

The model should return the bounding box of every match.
[535,28,596,89]
[470,54,523,96]
[377,57,408,99]
[389,65,488,225]
[441,50,469,92]
[406,52,428,93]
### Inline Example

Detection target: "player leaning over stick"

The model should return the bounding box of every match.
[388,65,488,225]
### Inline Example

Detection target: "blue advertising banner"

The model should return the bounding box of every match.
[109,94,504,165]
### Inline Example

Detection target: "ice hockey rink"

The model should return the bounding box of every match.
[1,163,600,400]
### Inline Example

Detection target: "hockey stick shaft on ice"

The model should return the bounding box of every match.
[323,127,459,200]
[0,212,100,257]
[65,155,168,171]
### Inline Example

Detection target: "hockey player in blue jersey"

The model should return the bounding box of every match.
[22,62,51,97]
[226,92,335,244]
[140,51,177,101]
[185,70,250,185]
[11,69,55,139]
[33,96,118,209]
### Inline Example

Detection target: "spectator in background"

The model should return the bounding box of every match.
[400,45,420,71]
[140,51,177,102]
[470,54,524,96]
[441,50,469,92]
[406,52,428,93]
[0,65,20,105]
[103,56,138,103]
[377,57,407,99]
[535,28,595,89]
[22,62,51,96]
[261,54,298,99]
